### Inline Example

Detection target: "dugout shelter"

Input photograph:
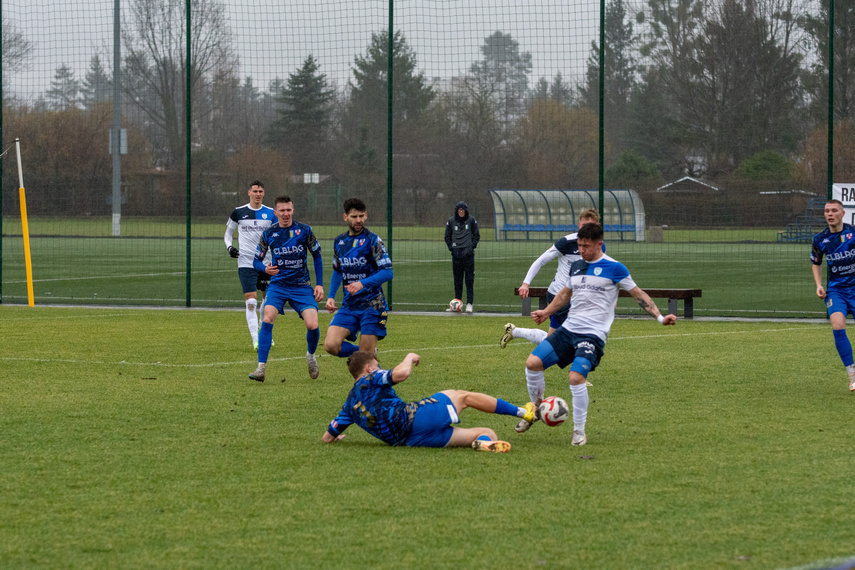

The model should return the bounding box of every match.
[489,189,646,241]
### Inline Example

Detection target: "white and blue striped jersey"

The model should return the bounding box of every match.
[225,204,277,268]
[253,222,322,288]
[812,224,855,290]
[561,254,637,342]
[523,232,606,295]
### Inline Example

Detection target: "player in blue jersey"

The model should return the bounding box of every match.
[224,180,277,349]
[323,198,393,359]
[247,195,324,382]
[501,209,601,349]
[811,199,855,391]
[322,351,536,452]
[516,223,676,446]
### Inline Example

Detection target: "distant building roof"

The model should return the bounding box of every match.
[656,176,719,193]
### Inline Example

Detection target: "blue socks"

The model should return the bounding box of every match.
[258,322,273,363]
[494,398,520,417]
[833,329,854,366]
[337,341,358,358]
[307,328,320,354]
[475,434,492,443]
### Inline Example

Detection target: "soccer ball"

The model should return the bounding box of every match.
[449,298,463,312]
[538,396,569,427]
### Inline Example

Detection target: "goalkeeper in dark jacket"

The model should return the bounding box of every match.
[444,201,480,313]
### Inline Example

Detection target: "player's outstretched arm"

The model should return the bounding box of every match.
[391,353,420,383]
[532,286,571,325]
[627,287,676,325]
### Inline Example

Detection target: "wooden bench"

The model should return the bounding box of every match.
[514,287,702,319]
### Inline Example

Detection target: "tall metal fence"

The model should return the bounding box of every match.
[0,0,852,317]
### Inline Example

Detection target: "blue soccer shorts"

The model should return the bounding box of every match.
[262,283,318,318]
[405,393,459,448]
[531,327,605,370]
[238,267,269,294]
[825,288,855,319]
[330,305,388,339]
[546,290,571,329]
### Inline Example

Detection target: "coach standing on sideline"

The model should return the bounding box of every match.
[445,201,480,313]
[811,199,855,392]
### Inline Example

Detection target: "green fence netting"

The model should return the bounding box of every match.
[1,0,853,317]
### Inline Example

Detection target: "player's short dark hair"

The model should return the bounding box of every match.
[250,180,264,189]
[827,199,845,208]
[578,222,604,242]
[274,195,292,206]
[343,198,367,214]
[347,350,377,379]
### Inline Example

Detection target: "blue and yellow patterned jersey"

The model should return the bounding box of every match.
[330,227,393,311]
[810,224,855,289]
[326,368,417,446]
[254,221,322,287]
[812,223,855,290]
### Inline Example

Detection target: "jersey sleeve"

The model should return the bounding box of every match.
[523,246,560,284]
[810,235,824,265]
[369,369,394,387]
[224,218,238,248]
[327,406,353,437]
[614,263,637,291]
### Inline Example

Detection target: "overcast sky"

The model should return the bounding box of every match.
[6,0,601,101]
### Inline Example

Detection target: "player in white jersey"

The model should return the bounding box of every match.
[516,223,676,446]
[224,180,277,349]
[501,209,601,348]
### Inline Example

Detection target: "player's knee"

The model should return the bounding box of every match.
[323,338,340,355]
[476,427,497,441]
[526,354,544,371]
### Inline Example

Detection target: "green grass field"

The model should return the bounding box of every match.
[1,305,853,568]
[1,217,821,318]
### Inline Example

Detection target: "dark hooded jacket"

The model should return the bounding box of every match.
[444,201,480,259]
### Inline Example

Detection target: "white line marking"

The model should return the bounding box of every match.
[0,326,820,368]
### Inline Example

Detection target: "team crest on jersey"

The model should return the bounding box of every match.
[846,233,853,241]
[353,239,365,247]
[290,229,301,238]
[262,213,268,219]
[594,267,602,276]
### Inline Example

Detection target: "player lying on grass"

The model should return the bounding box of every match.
[322,351,536,452]
[516,222,677,446]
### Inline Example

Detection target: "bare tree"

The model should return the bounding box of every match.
[2,16,34,90]
[122,0,236,167]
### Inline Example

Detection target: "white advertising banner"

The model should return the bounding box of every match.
[832,184,855,225]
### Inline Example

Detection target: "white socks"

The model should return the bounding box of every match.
[246,298,259,343]
[524,368,545,404]
[570,384,589,433]
[514,327,548,344]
